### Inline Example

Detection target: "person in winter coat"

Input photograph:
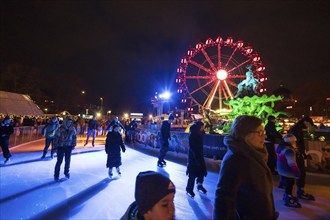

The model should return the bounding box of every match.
[213,115,279,220]
[276,134,302,208]
[105,124,126,178]
[157,114,174,167]
[53,117,77,181]
[288,116,316,200]
[127,118,138,143]
[186,121,207,198]
[265,115,283,174]
[0,116,14,163]
[41,116,60,159]
[84,116,97,147]
[121,171,176,220]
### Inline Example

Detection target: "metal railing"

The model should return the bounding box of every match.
[9,125,45,147]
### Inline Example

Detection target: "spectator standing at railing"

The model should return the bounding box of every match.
[41,116,60,159]
[0,116,14,163]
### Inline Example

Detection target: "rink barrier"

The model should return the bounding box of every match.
[135,128,227,160]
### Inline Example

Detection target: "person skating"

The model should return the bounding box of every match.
[105,124,126,178]
[289,117,316,201]
[0,116,14,163]
[186,121,207,198]
[157,114,174,167]
[41,116,60,159]
[276,134,302,208]
[84,116,97,147]
[53,117,77,181]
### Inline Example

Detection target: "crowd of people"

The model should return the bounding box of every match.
[0,113,325,219]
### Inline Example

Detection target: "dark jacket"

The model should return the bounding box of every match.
[265,121,282,144]
[0,123,14,141]
[53,120,77,148]
[105,130,126,168]
[213,135,278,220]
[105,131,126,154]
[160,120,171,141]
[120,201,144,220]
[88,119,97,130]
[187,123,207,177]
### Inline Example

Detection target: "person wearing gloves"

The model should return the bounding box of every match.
[213,115,278,220]
[276,134,302,208]
[121,171,176,220]
[186,120,207,198]
[105,124,126,178]
[53,117,77,181]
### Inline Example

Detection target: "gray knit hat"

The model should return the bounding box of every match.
[135,171,175,214]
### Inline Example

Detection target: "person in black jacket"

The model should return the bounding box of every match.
[0,116,14,163]
[186,121,207,198]
[105,124,126,178]
[288,116,316,200]
[157,114,174,167]
[265,115,283,174]
[84,116,97,147]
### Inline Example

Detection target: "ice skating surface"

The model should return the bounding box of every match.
[1,139,330,220]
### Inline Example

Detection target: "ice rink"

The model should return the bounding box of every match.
[0,138,329,220]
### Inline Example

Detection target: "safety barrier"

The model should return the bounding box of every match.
[9,126,45,147]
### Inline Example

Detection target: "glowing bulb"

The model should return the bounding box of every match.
[216,69,228,80]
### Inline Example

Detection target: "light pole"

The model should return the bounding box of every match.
[100,97,104,116]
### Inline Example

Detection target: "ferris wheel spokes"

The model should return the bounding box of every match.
[201,49,217,72]
[224,47,239,68]
[205,80,221,109]
[189,80,215,95]
[227,59,251,74]
[188,60,212,75]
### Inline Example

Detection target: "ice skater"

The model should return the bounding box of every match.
[53,117,77,181]
[105,124,126,178]
[276,134,302,208]
[186,121,207,198]
[0,116,14,163]
[84,116,97,147]
[157,113,174,167]
[41,116,60,159]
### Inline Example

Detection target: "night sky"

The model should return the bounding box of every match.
[1,1,329,114]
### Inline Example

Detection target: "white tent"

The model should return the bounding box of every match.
[0,90,44,116]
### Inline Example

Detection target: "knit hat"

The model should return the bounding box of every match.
[135,171,175,215]
[283,134,297,143]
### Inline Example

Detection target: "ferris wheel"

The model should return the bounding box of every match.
[176,36,267,112]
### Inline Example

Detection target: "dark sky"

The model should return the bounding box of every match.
[1,1,329,114]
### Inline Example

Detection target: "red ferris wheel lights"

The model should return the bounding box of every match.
[244,46,253,54]
[252,53,260,62]
[236,40,244,48]
[196,43,203,49]
[256,65,265,72]
[181,58,187,64]
[205,38,213,45]
[177,89,183,93]
[225,37,233,44]
[216,36,223,43]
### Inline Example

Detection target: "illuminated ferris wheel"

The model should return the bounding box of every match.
[176,36,267,112]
